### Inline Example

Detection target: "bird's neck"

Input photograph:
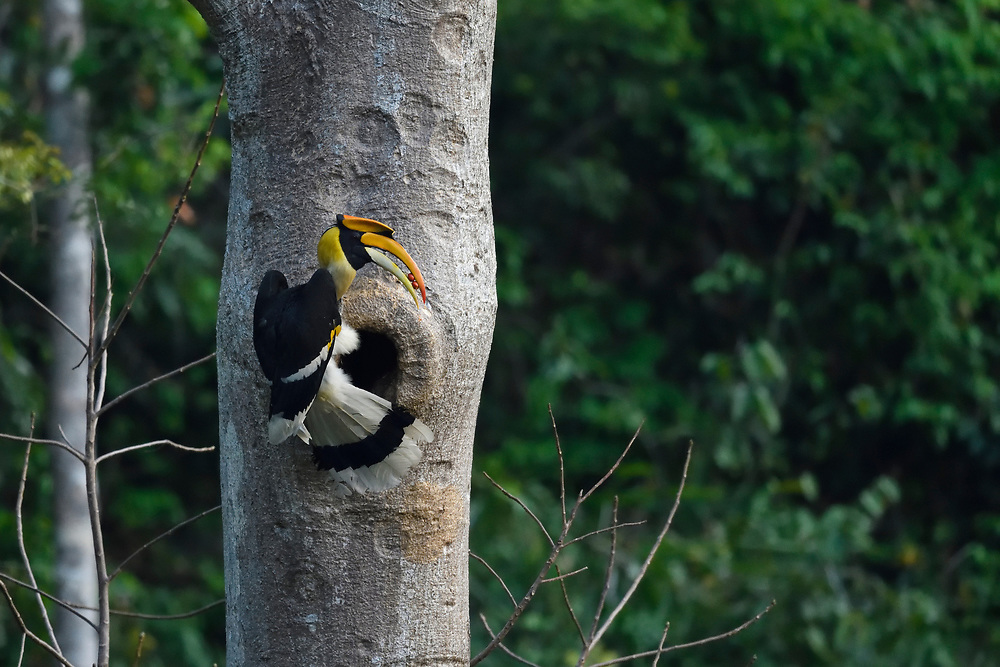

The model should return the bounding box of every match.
[326,262,357,301]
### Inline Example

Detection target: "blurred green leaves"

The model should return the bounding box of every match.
[475,0,1000,664]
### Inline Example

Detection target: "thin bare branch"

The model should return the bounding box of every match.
[478,613,543,667]
[580,422,644,504]
[16,633,26,667]
[586,600,775,667]
[110,599,224,621]
[15,436,61,653]
[554,563,586,644]
[0,573,100,630]
[549,408,585,643]
[583,497,619,658]
[0,431,85,462]
[541,566,587,583]
[0,581,74,667]
[98,79,224,355]
[483,471,553,546]
[549,404,567,526]
[651,622,669,667]
[93,202,112,410]
[588,441,693,652]
[110,505,221,581]
[96,438,215,464]
[470,551,517,608]
[131,632,146,667]
[470,500,583,666]
[564,519,646,548]
[0,268,88,350]
[98,352,216,417]
[470,544,560,667]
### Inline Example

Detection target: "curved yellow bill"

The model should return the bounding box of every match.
[361,232,428,306]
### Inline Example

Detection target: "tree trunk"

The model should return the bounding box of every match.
[42,0,99,665]
[190,1,497,664]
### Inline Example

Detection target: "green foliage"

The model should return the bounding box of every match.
[0,1,225,665]
[474,0,1000,664]
[4,0,1000,664]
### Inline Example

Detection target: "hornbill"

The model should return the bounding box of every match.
[252,214,432,496]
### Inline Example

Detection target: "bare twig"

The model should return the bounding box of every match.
[0,268,88,349]
[131,632,146,667]
[651,622,669,667]
[15,435,61,654]
[16,633,26,667]
[0,581,74,667]
[483,471,554,546]
[98,78,224,356]
[83,265,112,664]
[588,441,694,651]
[584,497,619,656]
[564,519,646,548]
[542,566,588,583]
[549,404,567,525]
[0,431,85,462]
[470,552,517,608]
[110,505,221,581]
[554,563,586,644]
[110,599,225,621]
[549,408,586,642]
[478,613,543,667]
[98,352,216,417]
[586,600,775,667]
[580,422,643,504]
[97,438,215,464]
[471,494,584,666]
[93,200,113,410]
[0,573,99,630]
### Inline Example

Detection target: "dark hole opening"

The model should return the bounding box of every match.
[339,329,399,400]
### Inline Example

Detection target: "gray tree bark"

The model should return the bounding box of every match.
[42,0,99,665]
[189,1,497,664]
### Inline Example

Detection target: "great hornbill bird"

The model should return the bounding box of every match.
[252,214,432,496]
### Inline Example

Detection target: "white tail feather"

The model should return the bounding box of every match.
[306,361,432,496]
[307,364,390,444]
[327,439,423,497]
[332,323,360,356]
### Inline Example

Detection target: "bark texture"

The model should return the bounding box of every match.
[191,1,497,664]
[43,0,99,664]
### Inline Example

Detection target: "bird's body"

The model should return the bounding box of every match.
[251,214,432,495]
[253,268,342,445]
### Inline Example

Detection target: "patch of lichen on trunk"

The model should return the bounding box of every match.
[399,481,462,564]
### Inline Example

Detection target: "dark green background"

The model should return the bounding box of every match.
[2,0,998,664]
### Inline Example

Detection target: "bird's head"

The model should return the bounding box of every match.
[317,214,427,305]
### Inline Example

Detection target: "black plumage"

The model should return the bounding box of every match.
[253,268,341,444]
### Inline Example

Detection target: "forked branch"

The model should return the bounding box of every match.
[473,429,765,666]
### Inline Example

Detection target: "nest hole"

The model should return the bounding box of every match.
[339,329,400,401]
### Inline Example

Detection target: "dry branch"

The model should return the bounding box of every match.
[110,504,221,581]
[0,581,74,667]
[0,431,85,462]
[478,613,543,667]
[0,573,100,630]
[585,600,775,666]
[97,79,224,357]
[98,352,216,417]
[96,438,215,464]
[15,439,61,653]
[0,268,88,349]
